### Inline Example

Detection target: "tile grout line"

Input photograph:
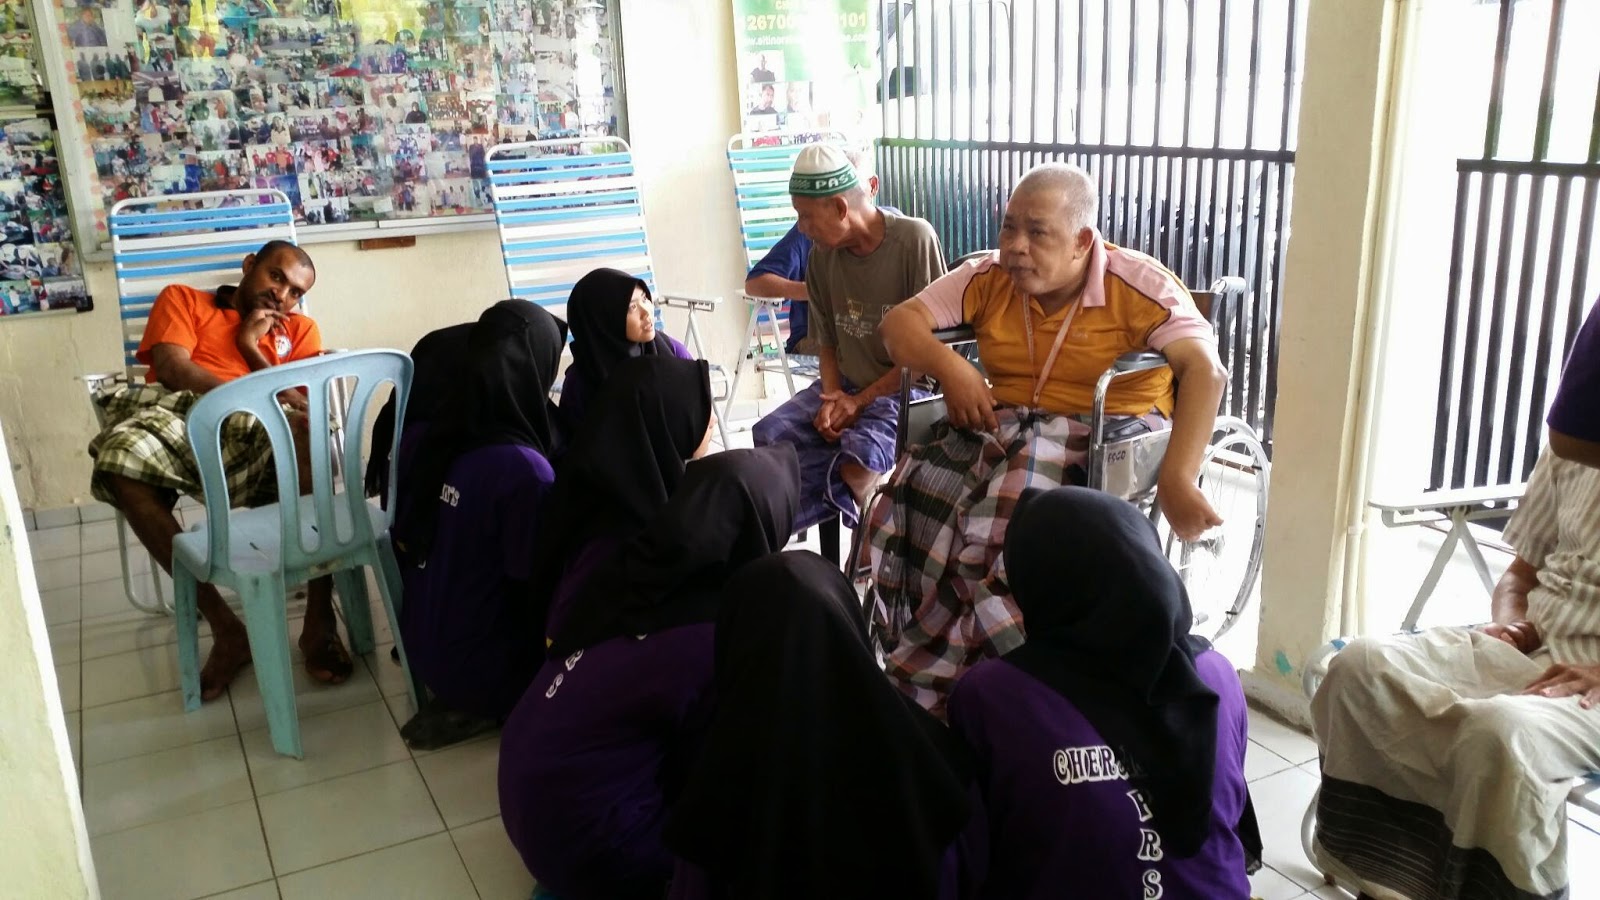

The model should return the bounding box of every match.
[227,675,282,899]
[445,825,491,900]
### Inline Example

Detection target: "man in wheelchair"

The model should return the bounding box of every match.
[871,162,1228,716]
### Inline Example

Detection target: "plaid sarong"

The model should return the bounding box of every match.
[864,406,1165,717]
[752,381,921,531]
[89,384,282,510]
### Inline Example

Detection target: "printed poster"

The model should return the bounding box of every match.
[731,0,873,137]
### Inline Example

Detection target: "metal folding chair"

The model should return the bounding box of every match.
[485,137,728,447]
[722,131,846,422]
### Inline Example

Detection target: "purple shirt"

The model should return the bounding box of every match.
[396,441,554,719]
[947,649,1251,900]
[499,622,715,898]
[1550,302,1600,443]
[558,333,693,432]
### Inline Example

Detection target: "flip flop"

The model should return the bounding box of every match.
[301,629,354,685]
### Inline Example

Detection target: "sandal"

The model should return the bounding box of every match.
[301,629,354,685]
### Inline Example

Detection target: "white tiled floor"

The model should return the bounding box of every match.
[25,512,1600,900]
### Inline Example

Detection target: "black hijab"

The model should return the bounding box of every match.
[566,267,674,386]
[527,355,713,631]
[364,320,473,500]
[664,552,973,900]
[393,300,566,558]
[1003,486,1221,859]
[547,444,799,657]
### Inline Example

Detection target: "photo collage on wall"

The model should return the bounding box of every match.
[0,118,89,315]
[63,0,621,227]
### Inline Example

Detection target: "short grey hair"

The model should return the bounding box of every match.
[1014,162,1097,234]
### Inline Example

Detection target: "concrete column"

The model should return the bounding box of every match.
[0,420,98,897]
[1251,0,1404,714]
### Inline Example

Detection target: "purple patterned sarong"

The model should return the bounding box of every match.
[752,380,920,531]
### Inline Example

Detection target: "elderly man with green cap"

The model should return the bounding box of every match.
[751,143,946,535]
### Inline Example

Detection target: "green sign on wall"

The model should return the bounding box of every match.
[732,0,875,135]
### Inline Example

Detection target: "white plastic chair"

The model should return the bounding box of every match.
[174,350,421,759]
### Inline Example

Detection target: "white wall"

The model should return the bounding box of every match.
[0,421,98,897]
[0,0,748,513]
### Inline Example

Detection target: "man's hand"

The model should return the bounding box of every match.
[1482,620,1543,655]
[939,361,999,432]
[816,390,865,441]
[1157,475,1224,543]
[278,388,310,413]
[237,307,284,350]
[1523,663,1600,709]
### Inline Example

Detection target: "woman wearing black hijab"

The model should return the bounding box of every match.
[945,487,1261,899]
[557,267,695,431]
[391,300,565,748]
[498,445,800,900]
[663,551,975,900]
[533,354,715,642]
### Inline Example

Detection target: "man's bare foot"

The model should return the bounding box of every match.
[299,626,354,685]
[200,630,253,701]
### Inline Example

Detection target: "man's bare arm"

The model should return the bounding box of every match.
[1549,430,1600,470]
[1159,339,1228,485]
[149,344,225,394]
[1491,556,1539,625]
[880,299,997,430]
[745,273,809,302]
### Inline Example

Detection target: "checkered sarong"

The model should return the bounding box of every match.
[89,384,281,509]
[864,407,1164,717]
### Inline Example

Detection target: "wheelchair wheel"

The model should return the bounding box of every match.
[1157,417,1269,641]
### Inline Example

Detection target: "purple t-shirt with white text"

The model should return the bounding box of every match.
[498,622,715,898]
[1550,302,1600,443]
[397,440,554,719]
[947,648,1252,900]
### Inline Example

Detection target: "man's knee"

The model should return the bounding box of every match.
[106,472,177,513]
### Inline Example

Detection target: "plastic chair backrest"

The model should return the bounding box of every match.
[183,350,412,583]
[485,137,655,321]
[109,189,299,380]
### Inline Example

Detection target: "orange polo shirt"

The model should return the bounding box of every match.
[137,284,323,383]
[914,239,1214,417]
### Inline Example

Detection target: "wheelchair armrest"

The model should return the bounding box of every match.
[933,325,976,346]
[657,292,721,313]
[1112,350,1169,374]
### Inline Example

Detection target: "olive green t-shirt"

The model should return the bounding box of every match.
[805,209,946,389]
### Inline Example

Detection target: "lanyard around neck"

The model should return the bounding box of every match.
[1022,296,1082,407]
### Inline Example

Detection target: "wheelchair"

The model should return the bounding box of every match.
[844,272,1270,642]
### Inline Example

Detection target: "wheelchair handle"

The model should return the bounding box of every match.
[1209,276,1248,296]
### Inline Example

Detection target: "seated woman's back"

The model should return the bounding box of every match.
[500,445,800,900]
[392,300,566,722]
[951,649,1249,899]
[947,487,1257,900]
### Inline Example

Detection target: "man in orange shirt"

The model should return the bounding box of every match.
[870,163,1229,715]
[89,241,350,700]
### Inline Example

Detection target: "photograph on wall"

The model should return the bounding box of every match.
[55,0,625,229]
[0,0,42,109]
[0,117,90,317]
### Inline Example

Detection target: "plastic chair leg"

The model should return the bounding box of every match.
[334,567,374,655]
[174,565,204,712]
[373,537,426,711]
[240,574,303,759]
